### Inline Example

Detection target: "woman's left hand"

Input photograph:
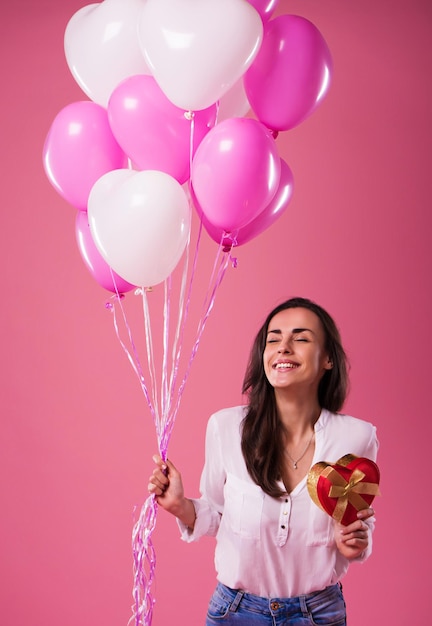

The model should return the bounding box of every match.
[334,507,375,560]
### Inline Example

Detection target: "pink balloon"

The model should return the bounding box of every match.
[108,75,217,184]
[247,0,279,22]
[191,117,281,232]
[216,78,250,122]
[244,15,333,131]
[75,211,135,293]
[200,158,294,247]
[43,101,127,209]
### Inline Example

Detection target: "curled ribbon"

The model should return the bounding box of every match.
[322,466,381,523]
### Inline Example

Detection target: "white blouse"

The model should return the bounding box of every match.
[179,406,379,598]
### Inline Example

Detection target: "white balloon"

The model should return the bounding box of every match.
[138,0,263,111]
[88,169,191,286]
[65,0,152,107]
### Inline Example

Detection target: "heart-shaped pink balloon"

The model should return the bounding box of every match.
[43,101,127,210]
[138,0,263,111]
[64,0,151,107]
[108,75,216,184]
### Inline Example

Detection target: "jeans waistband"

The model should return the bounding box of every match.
[216,582,343,615]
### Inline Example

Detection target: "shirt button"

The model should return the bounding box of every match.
[280,525,285,529]
[271,602,281,610]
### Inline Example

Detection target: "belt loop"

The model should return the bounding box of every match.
[299,594,308,617]
[229,590,245,612]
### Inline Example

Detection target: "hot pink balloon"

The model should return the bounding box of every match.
[244,15,333,131]
[108,75,217,184]
[200,158,294,247]
[247,0,279,22]
[75,211,135,293]
[191,117,281,232]
[43,101,127,209]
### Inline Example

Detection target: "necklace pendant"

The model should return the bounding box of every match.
[293,462,298,469]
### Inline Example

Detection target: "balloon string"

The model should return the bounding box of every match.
[161,276,171,420]
[107,269,158,423]
[126,115,233,626]
[129,495,158,626]
[162,115,197,423]
[167,235,191,408]
[164,213,201,438]
[105,294,155,424]
[140,288,161,433]
[167,244,231,439]
[129,242,231,626]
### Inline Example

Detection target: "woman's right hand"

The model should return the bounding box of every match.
[148,455,196,529]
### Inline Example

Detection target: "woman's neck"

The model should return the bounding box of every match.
[274,391,321,440]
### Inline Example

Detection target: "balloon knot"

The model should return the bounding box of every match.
[134,287,153,296]
[106,293,125,309]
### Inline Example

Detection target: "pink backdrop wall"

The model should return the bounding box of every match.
[2,1,431,624]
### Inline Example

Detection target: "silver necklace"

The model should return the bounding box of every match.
[285,432,315,469]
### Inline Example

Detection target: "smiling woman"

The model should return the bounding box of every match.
[148,296,379,625]
[263,307,333,395]
[2,0,431,624]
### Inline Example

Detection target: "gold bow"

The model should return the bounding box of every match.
[322,465,381,523]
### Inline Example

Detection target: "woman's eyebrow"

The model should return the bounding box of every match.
[266,327,315,335]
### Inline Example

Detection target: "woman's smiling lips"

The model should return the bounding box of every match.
[273,360,299,370]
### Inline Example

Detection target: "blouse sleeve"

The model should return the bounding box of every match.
[178,412,227,542]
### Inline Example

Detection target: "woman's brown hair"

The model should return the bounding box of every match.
[241,297,349,498]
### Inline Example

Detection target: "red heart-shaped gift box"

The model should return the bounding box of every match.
[307,454,380,526]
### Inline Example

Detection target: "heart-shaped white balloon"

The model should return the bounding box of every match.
[88,169,191,287]
[138,0,263,111]
[64,0,151,107]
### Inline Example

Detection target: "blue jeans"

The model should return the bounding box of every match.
[205,582,346,626]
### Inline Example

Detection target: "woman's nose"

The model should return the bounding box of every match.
[278,337,292,353]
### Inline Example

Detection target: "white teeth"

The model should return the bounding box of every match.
[276,362,297,369]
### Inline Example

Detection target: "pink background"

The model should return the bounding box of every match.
[2,0,431,624]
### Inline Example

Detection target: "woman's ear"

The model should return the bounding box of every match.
[324,357,333,370]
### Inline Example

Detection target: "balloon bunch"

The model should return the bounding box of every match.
[42,1,333,624]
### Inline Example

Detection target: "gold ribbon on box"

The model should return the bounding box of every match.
[321,465,381,523]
